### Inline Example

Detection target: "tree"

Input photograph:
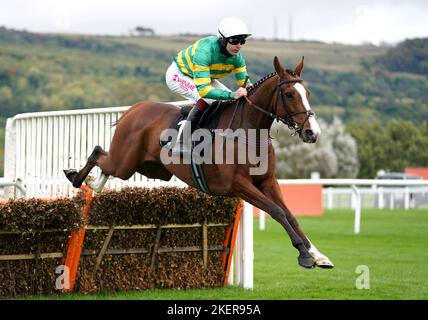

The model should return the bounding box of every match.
[347,119,428,178]
[347,120,389,178]
[374,38,428,75]
[273,117,359,178]
[133,26,155,37]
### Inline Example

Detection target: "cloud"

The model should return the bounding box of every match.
[0,0,427,44]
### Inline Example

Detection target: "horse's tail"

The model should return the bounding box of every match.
[111,120,119,128]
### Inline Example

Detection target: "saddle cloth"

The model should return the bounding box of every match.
[159,100,235,194]
[159,100,233,148]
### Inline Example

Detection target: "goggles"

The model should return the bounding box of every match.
[227,36,247,45]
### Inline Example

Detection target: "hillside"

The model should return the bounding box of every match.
[1,27,427,124]
[1,28,428,178]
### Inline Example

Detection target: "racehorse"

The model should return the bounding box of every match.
[64,57,334,269]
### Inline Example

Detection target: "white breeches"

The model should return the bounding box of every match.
[165,62,231,104]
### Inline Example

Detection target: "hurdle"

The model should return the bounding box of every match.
[0,186,252,296]
[1,102,254,292]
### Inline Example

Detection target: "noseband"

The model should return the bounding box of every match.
[244,78,315,135]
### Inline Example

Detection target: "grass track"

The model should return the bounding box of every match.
[24,209,428,300]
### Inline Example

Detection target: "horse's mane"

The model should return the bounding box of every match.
[215,72,278,108]
[247,70,299,95]
[285,69,297,77]
[247,72,277,94]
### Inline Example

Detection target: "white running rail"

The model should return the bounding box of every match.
[3,102,191,198]
[258,179,428,234]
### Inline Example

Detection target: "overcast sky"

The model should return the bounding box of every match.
[1,0,427,45]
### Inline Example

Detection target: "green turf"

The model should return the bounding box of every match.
[20,209,428,300]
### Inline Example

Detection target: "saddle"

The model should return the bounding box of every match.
[159,100,233,148]
[159,100,235,194]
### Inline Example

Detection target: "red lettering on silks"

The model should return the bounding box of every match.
[172,74,196,91]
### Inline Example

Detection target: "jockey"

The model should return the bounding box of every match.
[165,17,252,155]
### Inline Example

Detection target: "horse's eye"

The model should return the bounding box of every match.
[285,92,293,99]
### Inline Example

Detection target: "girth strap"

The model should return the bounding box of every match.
[190,141,210,194]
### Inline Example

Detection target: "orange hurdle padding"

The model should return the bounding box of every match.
[222,200,243,286]
[63,186,93,292]
[222,200,241,269]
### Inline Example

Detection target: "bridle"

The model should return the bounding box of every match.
[244,77,315,136]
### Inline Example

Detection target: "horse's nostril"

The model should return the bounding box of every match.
[302,129,317,143]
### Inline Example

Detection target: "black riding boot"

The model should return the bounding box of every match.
[172,107,204,155]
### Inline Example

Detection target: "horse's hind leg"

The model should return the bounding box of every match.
[84,172,109,193]
[64,145,107,189]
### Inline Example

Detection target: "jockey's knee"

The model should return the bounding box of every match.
[195,98,210,111]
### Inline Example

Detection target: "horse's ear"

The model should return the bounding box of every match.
[273,56,285,76]
[294,56,304,77]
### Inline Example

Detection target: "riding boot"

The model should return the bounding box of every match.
[172,100,207,155]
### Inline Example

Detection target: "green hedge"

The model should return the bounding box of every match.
[0,187,239,297]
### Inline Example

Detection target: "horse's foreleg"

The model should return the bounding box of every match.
[235,179,314,269]
[305,240,334,268]
[260,178,334,268]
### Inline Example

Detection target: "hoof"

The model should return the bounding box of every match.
[315,257,334,269]
[298,254,315,269]
[63,169,77,183]
[63,169,82,188]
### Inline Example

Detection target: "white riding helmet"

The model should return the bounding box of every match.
[217,17,251,38]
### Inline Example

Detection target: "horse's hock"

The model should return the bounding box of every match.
[0,187,241,297]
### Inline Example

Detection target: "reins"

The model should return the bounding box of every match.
[244,77,314,135]
[223,74,315,141]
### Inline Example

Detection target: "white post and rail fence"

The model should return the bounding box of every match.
[257,179,428,235]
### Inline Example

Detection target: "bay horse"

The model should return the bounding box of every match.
[65,57,334,269]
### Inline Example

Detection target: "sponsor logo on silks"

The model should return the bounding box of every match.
[172,74,196,91]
